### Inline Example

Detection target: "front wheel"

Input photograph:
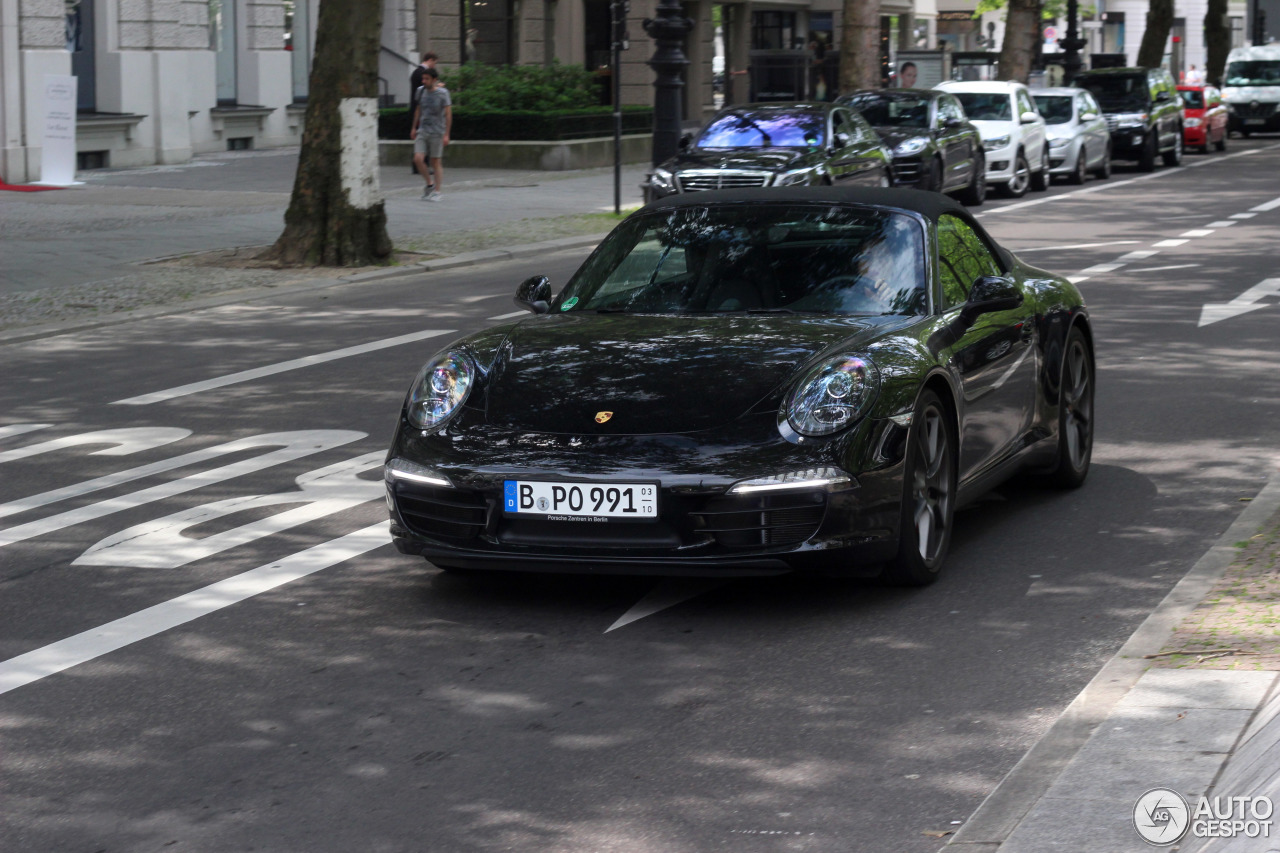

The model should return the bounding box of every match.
[882,390,956,586]
[1093,144,1112,179]
[1003,151,1031,197]
[957,154,986,206]
[1044,328,1094,488]
[1162,129,1184,166]
[1030,146,1050,191]
[1067,146,1087,185]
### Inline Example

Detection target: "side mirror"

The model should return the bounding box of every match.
[1156,90,1172,102]
[834,131,851,147]
[679,133,693,150]
[515,275,552,314]
[1020,110,1040,124]
[944,116,964,128]
[961,275,1023,319]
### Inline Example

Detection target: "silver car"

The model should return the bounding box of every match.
[1032,87,1112,184]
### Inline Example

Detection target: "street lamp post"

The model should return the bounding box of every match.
[1058,0,1088,85]
[643,0,694,167]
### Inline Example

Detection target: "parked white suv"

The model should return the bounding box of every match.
[935,80,1049,198]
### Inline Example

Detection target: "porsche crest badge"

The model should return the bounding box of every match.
[595,411,614,424]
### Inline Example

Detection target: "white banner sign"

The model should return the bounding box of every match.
[39,75,79,186]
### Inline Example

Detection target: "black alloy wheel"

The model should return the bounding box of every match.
[1004,150,1031,197]
[923,157,944,192]
[1162,129,1184,166]
[1030,146,1051,191]
[957,153,986,206]
[1068,146,1088,185]
[1138,132,1158,172]
[1044,328,1094,488]
[1094,144,1112,179]
[883,390,956,586]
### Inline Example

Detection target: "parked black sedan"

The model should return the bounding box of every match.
[838,89,987,205]
[646,103,892,199]
[386,187,1094,585]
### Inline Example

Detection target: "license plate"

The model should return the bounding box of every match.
[503,480,659,521]
[1246,118,1266,125]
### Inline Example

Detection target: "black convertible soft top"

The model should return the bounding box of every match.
[643,186,972,224]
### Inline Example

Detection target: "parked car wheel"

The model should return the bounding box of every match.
[1214,130,1227,152]
[881,389,956,586]
[1068,146,1088,185]
[957,153,986,206]
[1030,146,1050,191]
[923,157,943,192]
[1004,150,1031,197]
[1162,130,1183,167]
[1138,132,1158,172]
[1094,144,1112,180]
[1042,328,1094,489]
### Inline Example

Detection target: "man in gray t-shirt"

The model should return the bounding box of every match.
[411,68,452,201]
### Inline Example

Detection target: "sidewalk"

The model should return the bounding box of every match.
[0,147,648,332]
[945,475,1280,852]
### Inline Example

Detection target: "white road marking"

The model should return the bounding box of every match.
[1206,221,1238,227]
[1231,212,1257,219]
[0,427,191,465]
[74,452,385,568]
[1010,240,1139,253]
[1250,196,1280,212]
[0,430,364,548]
[0,424,52,441]
[605,578,731,633]
[111,329,455,405]
[0,523,391,696]
[1152,239,1189,248]
[1077,262,1126,275]
[487,310,527,321]
[1199,278,1280,327]
[1128,264,1201,274]
[1068,275,1090,284]
[1118,250,1161,261]
[1179,229,1215,237]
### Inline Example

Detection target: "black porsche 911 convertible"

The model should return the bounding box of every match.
[385,187,1094,585]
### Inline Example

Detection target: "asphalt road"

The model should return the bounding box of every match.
[3,141,1280,853]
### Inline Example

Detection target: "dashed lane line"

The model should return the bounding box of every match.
[111,328,455,405]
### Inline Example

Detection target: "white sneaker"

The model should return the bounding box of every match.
[421,185,434,199]
[427,190,442,202]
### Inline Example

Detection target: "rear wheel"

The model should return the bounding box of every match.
[1162,129,1184,166]
[1068,146,1088,185]
[1044,328,1094,488]
[1003,150,1031,197]
[882,390,956,587]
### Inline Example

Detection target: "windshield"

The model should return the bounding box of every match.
[696,112,825,148]
[1224,61,1280,86]
[1032,95,1074,124]
[1077,75,1149,110]
[556,204,928,316]
[843,94,930,128]
[951,92,1013,121]
[1179,89,1204,109]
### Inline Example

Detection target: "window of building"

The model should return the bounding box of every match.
[210,0,237,104]
[752,11,796,50]
[462,0,513,65]
[1231,16,1246,48]
[284,0,310,103]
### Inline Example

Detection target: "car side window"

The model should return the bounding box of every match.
[938,96,961,126]
[847,109,875,142]
[831,110,849,145]
[1081,91,1101,117]
[1016,89,1036,117]
[937,214,1002,311]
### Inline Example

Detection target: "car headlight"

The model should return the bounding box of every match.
[783,355,879,437]
[650,167,674,191]
[1048,136,1070,148]
[1185,117,1202,127]
[405,350,475,430]
[774,167,817,187]
[893,137,929,156]
[982,134,1011,151]
[1114,112,1148,127]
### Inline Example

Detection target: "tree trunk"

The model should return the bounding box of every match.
[263,0,393,267]
[997,0,1040,82]
[1204,0,1231,86]
[1136,0,1175,69]
[838,0,882,94]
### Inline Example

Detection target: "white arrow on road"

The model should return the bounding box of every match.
[1198,278,1280,328]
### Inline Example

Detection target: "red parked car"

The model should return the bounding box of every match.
[1178,85,1228,152]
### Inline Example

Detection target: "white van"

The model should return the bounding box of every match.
[1221,45,1280,136]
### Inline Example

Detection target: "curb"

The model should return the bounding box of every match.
[0,233,608,347]
[944,471,1280,850]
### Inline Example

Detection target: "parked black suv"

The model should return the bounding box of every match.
[1074,67,1184,171]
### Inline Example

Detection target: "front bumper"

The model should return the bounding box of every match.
[983,145,1016,184]
[1108,127,1151,157]
[1046,138,1082,175]
[386,414,908,576]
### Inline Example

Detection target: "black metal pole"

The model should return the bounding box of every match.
[643,0,693,168]
[1058,0,1087,85]
[612,0,624,215]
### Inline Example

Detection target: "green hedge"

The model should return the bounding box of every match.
[379,106,653,141]
[442,63,601,111]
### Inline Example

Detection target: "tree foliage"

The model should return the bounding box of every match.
[263,0,392,267]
